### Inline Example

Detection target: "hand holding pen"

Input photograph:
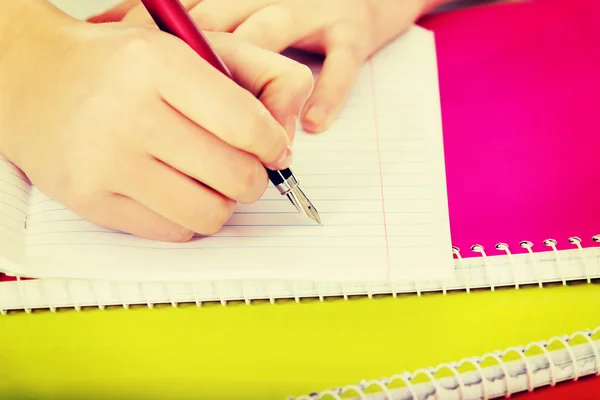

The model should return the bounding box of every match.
[0,0,316,242]
[139,0,322,225]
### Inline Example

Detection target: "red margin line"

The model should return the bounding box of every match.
[368,59,391,279]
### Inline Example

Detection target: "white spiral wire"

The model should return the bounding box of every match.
[289,327,600,400]
[1,234,599,312]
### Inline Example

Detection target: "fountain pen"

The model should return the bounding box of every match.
[140,0,321,225]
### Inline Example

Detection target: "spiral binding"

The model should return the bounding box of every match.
[1,234,600,314]
[289,327,600,400]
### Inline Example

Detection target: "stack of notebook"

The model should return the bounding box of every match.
[1,0,599,313]
[2,0,600,398]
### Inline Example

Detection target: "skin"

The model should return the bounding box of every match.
[90,0,456,133]
[0,0,314,242]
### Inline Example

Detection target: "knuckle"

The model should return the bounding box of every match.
[269,137,289,167]
[243,106,275,151]
[240,4,291,46]
[236,18,269,42]
[190,9,212,30]
[64,184,100,213]
[287,63,315,93]
[164,225,195,242]
[335,32,367,59]
[110,31,160,80]
[329,23,369,60]
[236,160,269,203]
[118,30,154,57]
[201,32,236,61]
[190,9,219,31]
[347,38,370,61]
[241,105,290,165]
[197,196,235,235]
[266,126,289,160]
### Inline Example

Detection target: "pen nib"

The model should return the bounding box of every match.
[286,185,322,226]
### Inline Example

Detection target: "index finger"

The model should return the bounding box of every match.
[209,32,314,140]
[153,31,312,169]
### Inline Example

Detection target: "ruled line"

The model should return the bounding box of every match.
[24,242,438,250]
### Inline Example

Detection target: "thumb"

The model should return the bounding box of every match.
[257,64,314,144]
[301,45,364,133]
[86,0,140,23]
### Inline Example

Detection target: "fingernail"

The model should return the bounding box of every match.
[303,105,328,129]
[273,145,293,170]
[285,116,297,147]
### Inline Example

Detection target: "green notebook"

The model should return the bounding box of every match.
[2,284,600,399]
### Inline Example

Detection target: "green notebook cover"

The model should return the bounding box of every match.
[1,283,599,400]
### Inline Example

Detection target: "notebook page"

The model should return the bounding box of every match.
[0,158,27,265]
[370,26,452,280]
[11,26,454,283]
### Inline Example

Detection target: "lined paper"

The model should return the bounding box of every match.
[2,26,454,283]
[0,158,28,263]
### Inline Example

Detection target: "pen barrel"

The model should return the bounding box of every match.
[140,0,232,79]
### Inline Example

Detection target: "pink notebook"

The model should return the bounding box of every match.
[419,0,600,257]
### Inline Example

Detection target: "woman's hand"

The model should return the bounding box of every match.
[89,0,442,133]
[0,0,313,242]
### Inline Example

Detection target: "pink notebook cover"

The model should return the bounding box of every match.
[1,0,599,282]
[418,0,600,257]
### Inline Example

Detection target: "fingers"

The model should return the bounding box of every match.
[232,3,321,53]
[301,43,365,133]
[81,193,194,242]
[153,32,303,170]
[189,0,276,32]
[205,32,313,144]
[145,104,269,204]
[121,156,236,236]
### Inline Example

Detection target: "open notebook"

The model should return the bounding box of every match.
[288,326,600,400]
[0,26,456,311]
[2,0,600,312]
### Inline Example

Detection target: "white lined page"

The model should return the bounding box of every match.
[0,158,28,265]
[371,25,453,279]
[12,26,454,283]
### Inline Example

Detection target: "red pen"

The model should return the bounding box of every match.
[140,0,321,225]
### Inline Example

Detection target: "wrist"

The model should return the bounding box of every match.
[366,0,429,48]
[367,0,457,40]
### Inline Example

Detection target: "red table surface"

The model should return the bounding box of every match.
[513,375,600,399]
